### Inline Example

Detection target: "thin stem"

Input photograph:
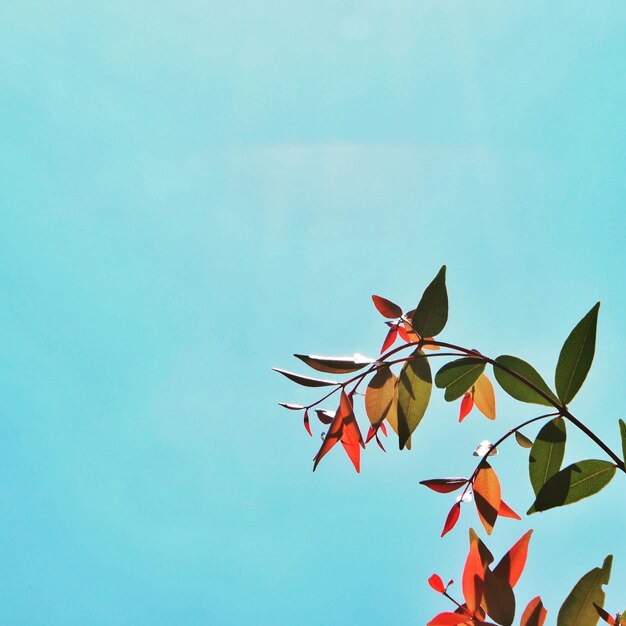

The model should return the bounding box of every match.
[420,339,626,473]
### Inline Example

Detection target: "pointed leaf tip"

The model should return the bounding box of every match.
[521,597,547,626]
[555,302,600,405]
[557,555,612,626]
[411,266,448,338]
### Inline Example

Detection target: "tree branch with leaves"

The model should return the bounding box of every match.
[275,266,625,625]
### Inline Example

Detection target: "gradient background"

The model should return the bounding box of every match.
[1,1,625,624]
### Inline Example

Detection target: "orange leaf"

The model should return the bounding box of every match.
[473,374,496,420]
[427,612,472,626]
[372,295,402,318]
[520,596,547,626]
[493,529,533,588]
[483,568,515,626]
[498,499,521,520]
[428,573,446,593]
[462,539,485,614]
[459,393,474,422]
[303,410,312,437]
[441,502,461,537]
[472,463,501,535]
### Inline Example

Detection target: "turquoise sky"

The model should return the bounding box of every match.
[1,2,625,624]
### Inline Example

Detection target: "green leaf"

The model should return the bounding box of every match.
[493,356,559,406]
[529,417,567,496]
[619,418,626,465]
[272,368,338,387]
[397,350,432,449]
[528,460,616,514]
[515,431,534,449]
[434,358,486,401]
[411,266,448,338]
[294,354,372,374]
[557,555,612,626]
[555,303,600,405]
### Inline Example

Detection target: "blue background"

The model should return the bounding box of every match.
[1,1,625,623]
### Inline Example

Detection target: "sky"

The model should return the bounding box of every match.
[0,1,625,624]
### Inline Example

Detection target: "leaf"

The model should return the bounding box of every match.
[294,354,372,374]
[529,460,616,514]
[473,463,501,535]
[521,597,547,626]
[462,539,485,614]
[529,417,567,496]
[383,377,405,447]
[380,325,398,353]
[473,374,496,420]
[594,604,616,625]
[619,419,626,465]
[498,499,521,520]
[483,568,515,626]
[313,391,363,472]
[555,303,600,404]
[459,393,474,422]
[427,612,472,626]
[365,367,396,428]
[372,294,402,318]
[278,402,306,410]
[312,408,344,471]
[411,265,448,338]
[493,356,559,406]
[303,410,312,436]
[468,528,494,567]
[557,555,612,626]
[273,368,338,387]
[420,477,469,493]
[435,358,486,401]
[397,350,432,449]
[474,440,498,457]
[428,573,446,593]
[493,529,532,588]
[441,502,461,537]
[515,431,534,449]
[315,409,334,424]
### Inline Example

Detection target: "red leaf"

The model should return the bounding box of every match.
[459,392,474,422]
[520,596,547,626]
[427,612,472,626]
[420,477,469,493]
[379,422,388,437]
[593,603,616,625]
[303,410,312,437]
[375,435,386,451]
[372,295,402,318]
[498,499,521,520]
[312,411,343,471]
[315,409,334,424]
[380,325,398,353]
[441,502,461,537]
[462,539,485,614]
[366,425,376,443]
[428,573,446,594]
[341,439,361,472]
[398,324,411,342]
[493,529,533,588]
